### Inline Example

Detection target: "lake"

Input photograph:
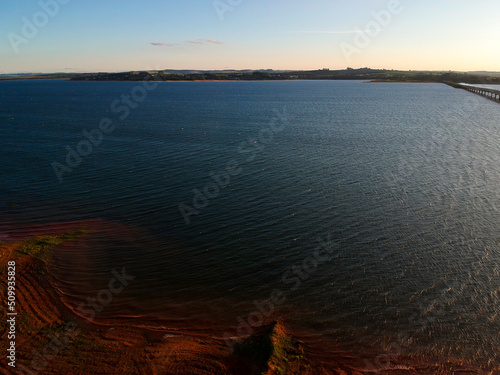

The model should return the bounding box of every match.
[2,79,500,371]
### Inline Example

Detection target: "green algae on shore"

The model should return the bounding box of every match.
[16,230,90,260]
[230,321,310,375]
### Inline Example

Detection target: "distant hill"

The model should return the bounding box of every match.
[3,68,500,84]
[0,73,75,80]
[468,71,500,78]
[69,68,500,84]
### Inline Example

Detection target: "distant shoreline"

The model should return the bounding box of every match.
[0,219,350,374]
[368,79,440,83]
[0,76,71,81]
[2,68,500,85]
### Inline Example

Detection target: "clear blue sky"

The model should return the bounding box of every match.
[1,0,499,73]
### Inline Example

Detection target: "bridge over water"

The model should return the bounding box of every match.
[451,83,500,103]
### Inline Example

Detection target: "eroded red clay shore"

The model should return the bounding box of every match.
[0,220,496,374]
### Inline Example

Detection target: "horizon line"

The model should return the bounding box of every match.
[3,68,500,75]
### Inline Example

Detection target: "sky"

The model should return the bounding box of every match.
[1,0,499,74]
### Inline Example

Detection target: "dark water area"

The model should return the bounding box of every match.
[2,79,500,371]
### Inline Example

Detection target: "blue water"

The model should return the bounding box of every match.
[2,79,500,370]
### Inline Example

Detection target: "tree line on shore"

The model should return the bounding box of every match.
[3,68,500,84]
[68,69,500,84]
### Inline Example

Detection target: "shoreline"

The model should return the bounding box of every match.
[0,220,495,374]
[0,76,473,85]
[0,77,484,86]
[0,220,334,374]
[3,68,500,85]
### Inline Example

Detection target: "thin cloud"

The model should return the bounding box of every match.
[188,39,223,45]
[291,30,364,34]
[151,42,179,47]
[151,39,223,47]
[201,39,223,45]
